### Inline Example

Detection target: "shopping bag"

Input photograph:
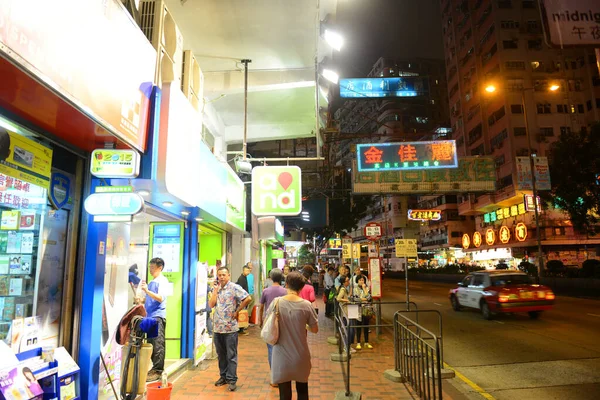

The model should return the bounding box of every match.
[238,309,249,329]
[260,299,280,345]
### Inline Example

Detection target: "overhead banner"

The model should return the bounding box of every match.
[357,141,458,172]
[515,156,533,190]
[539,0,600,47]
[353,157,496,194]
[340,77,429,98]
[0,129,52,189]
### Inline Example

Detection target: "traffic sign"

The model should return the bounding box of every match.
[364,222,382,241]
[395,239,417,257]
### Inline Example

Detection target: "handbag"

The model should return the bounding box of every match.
[260,298,281,345]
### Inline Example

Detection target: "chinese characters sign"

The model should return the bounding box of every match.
[483,203,528,224]
[540,1,600,47]
[328,238,342,249]
[357,141,458,172]
[462,234,470,249]
[499,226,511,244]
[408,209,442,221]
[84,192,144,220]
[395,239,417,257]
[515,223,528,241]
[339,77,429,98]
[90,149,140,178]
[473,232,482,248]
[353,157,496,194]
[364,222,382,240]
[485,228,496,245]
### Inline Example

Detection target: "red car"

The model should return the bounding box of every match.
[449,270,555,319]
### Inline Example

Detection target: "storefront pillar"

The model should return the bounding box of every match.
[182,220,198,359]
[79,179,107,400]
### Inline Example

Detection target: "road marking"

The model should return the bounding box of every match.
[433,302,443,306]
[494,320,504,324]
[588,313,600,318]
[443,362,496,400]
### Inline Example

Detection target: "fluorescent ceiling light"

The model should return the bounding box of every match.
[181,211,190,216]
[162,201,173,207]
[137,190,150,196]
[322,69,339,84]
[324,29,344,51]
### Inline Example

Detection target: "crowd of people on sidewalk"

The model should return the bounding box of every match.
[206,261,375,399]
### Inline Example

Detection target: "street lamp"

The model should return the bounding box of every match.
[322,68,339,84]
[484,82,561,280]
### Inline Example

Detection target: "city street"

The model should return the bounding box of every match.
[379,278,600,400]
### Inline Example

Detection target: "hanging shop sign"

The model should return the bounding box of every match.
[524,195,542,212]
[226,167,246,231]
[483,203,527,224]
[539,0,600,47]
[84,192,144,222]
[0,128,52,189]
[342,237,352,261]
[515,223,528,242]
[408,209,442,221]
[0,0,156,151]
[251,166,302,216]
[90,149,140,178]
[499,226,511,244]
[48,172,71,209]
[353,157,496,194]
[473,232,482,248]
[257,216,285,244]
[352,243,362,259]
[395,239,417,257]
[485,229,496,246]
[364,222,383,241]
[357,141,457,172]
[272,250,285,259]
[462,234,470,249]
[340,76,429,98]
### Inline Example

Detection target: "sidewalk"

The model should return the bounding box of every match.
[170,297,418,400]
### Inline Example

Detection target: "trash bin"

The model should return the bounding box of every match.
[146,382,173,400]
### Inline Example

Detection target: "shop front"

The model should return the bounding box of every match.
[257,217,285,292]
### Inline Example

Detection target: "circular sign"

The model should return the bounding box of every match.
[473,232,482,248]
[499,226,511,244]
[364,222,383,241]
[515,223,528,242]
[485,228,496,245]
[462,233,470,249]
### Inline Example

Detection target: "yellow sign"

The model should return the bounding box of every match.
[408,209,442,221]
[352,243,362,259]
[473,231,482,248]
[395,239,417,257]
[342,238,352,260]
[328,238,342,249]
[485,228,496,245]
[515,223,528,242]
[499,226,511,244]
[462,234,470,249]
[90,149,140,178]
[0,130,52,189]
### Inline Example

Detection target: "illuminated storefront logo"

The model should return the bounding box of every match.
[251,166,302,216]
[499,226,511,244]
[328,238,342,249]
[485,228,496,245]
[472,231,482,248]
[356,141,458,172]
[340,76,429,99]
[90,149,140,178]
[483,203,526,224]
[524,195,542,212]
[408,209,442,221]
[462,233,470,249]
[515,223,528,241]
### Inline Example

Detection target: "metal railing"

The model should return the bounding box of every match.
[394,310,444,399]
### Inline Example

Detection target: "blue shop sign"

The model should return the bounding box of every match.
[49,172,71,209]
[340,77,429,98]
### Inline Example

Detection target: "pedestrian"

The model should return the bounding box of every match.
[282,265,291,287]
[352,266,369,286]
[324,266,336,317]
[245,262,256,316]
[336,275,357,353]
[259,268,287,387]
[269,271,319,400]
[334,265,349,290]
[299,265,317,311]
[209,266,251,392]
[236,264,253,335]
[311,266,320,295]
[354,275,373,350]
[141,258,168,382]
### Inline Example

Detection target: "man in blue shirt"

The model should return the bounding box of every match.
[246,262,255,322]
[142,258,169,382]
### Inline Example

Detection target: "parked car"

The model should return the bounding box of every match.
[449,270,555,320]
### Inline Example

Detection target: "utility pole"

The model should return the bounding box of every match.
[241,59,252,160]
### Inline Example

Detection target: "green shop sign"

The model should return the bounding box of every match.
[251,166,302,216]
[226,167,246,231]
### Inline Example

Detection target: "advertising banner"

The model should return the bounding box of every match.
[533,157,551,190]
[90,149,140,178]
[251,166,302,216]
[0,130,52,190]
[353,157,496,194]
[539,0,600,47]
[340,77,429,98]
[226,167,246,231]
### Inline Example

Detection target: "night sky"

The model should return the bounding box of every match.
[333,0,444,78]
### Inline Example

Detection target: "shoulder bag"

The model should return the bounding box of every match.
[260,298,281,345]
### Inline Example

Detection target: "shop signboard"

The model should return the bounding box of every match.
[364,222,382,241]
[49,172,71,209]
[524,195,542,212]
[483,203,527,224]
[353,157,496,194]
[90,149,140,178]
[342,237,352,261]
[485,228,496,246]
[473,232,482,248]
[0,0,156,151]
[352,243,362,259]
[0,129,52,190]
[408,209,442,221]
[368,258,382,299]
[499,226,511,244]
[462,234,470,249]
[533,157,551,190]
[395,239,417,257]
[539,0,600,47]
[515,223,528,241]
[84,192,144,222]
[226,167,246,231]
[251,166,302,216]
[357,141,458,172]
[257,216,285,244]
[340,76,429,98]
[328,238,342,249]
[272,249,285,259]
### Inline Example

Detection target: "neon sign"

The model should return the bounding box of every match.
[485,228,496,245]
[515,223,528,241]
[462,234,470,249]
[356,141,458,172]
[408,209,442,221]
[499,226,511,244]
[473,232,482,248]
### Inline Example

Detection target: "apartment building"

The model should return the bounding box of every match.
[440,0,600,268]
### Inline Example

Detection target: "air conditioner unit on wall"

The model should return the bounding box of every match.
[182,50,204,113]
[140,0,184,87]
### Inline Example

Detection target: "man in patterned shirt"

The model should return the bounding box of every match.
[208,266,251,392]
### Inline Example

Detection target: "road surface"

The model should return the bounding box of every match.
[378,278,600,400]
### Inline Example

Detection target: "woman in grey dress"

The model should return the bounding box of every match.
[269,271,319,400]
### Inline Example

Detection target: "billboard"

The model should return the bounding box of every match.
[357,141,458,172]
[339,77,429,98]
[352,157,496,194]
[539,0,600,47]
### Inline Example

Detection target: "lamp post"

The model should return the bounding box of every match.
[484,83,559,280]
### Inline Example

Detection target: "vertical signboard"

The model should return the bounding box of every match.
[352,243,362,260]
[515,157,533,190]
[368,258,382,299]
[342,237,352,262]
[533,157,551,190]
[149,222,184,359]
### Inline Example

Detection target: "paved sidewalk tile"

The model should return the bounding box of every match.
[171,297,418,399]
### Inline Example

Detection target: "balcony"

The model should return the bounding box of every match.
[421,234,450,249]
[458,197,479,216]
[475,193,496,212]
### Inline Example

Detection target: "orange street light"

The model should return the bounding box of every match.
[549,84,560,91]
[485,84,496,93]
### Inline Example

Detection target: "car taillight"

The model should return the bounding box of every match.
[537,291,545,299]
[545,291,555,300]
[499,294,509,302]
